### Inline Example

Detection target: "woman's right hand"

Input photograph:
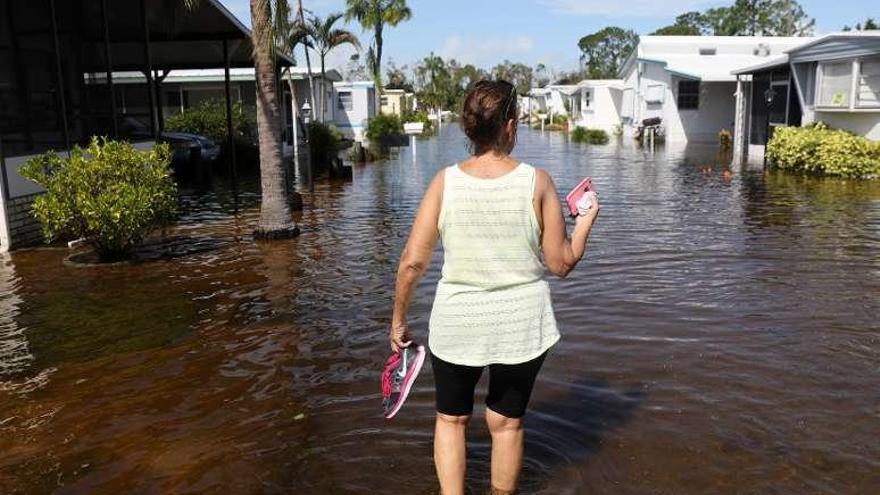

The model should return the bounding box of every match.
[389,320,412,353]
[575,191,599,227]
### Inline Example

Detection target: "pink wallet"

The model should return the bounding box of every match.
[565,177,594,217]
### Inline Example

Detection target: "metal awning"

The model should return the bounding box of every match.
[73,0,294,71]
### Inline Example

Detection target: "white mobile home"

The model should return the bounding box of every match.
[731,32,880,163]
[528,81,623,133]
[618,36,811,143]
[333,81,377,143]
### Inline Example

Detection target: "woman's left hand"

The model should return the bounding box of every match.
[389,321,412,353]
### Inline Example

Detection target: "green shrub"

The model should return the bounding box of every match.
[20,137,178,260]
[165,99,257,147]
[365,114,406,156]
[552,114,569,125]
[308,121,344,170]
[401,110,433,134]
[571,126,610,145]
[766,123,880,178]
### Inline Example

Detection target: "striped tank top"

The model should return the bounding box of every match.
[428,162,560,366]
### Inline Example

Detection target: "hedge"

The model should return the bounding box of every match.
[766,123,880,179]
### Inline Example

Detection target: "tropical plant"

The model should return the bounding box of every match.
[165,99,257,148]
[571,127,610,145]
[345,0,412,89]
[187,0,299,239]
[20,138,177,260]
[365,113,404,150]
[307,121,344,170]
[250,0,299,239]
[304,12,361,122]
[766,123,880,178]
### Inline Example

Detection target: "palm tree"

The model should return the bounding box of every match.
[304,13,361,122]
[251,0,298,238]
[185,0,298,239]
[344,0,411,90]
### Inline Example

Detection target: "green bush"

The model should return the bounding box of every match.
[766,123,880,178]
[401,110,434,134]
[571,126,610,145]
[165,99,257,147]
[365,114,406,157]
[308,121,344,170]
[20,137,178,260]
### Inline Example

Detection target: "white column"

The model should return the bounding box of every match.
[732,76,746,166]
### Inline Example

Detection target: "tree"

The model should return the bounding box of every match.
[700,0,814,36]
[842,17,878,31]
[385,61,414,92]
[577,27,639,79]
[534,63,550,88]
[652,11,705,35]
[490,60,533,95]
[304,12,360,122]
[251,0,298,239]
[182,0,298,238]
[416,52,448,113]
[345,0,412,90]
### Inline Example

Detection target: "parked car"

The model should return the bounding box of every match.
[120,116,221,167]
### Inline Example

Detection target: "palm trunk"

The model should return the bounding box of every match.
[252,0,298,239]
[320,55,326,123]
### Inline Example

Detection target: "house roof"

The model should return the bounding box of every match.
[731,55,790,75]
[620,36,813,82]
[730,31,880,75]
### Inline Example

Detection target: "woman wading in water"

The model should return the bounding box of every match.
[390,80,599,494]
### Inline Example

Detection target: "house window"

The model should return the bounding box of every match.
[583,90,592,108]
[818,61,852,108]
[857,57,880,108]
[699,48,716,56]
[645,83,665,104]
[338,91,352,111]
[380,96,389,106]
[677,80,699,110]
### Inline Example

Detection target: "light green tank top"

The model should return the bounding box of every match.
[428,163,559,366]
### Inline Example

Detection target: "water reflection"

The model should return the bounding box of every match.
[0,125,878,493]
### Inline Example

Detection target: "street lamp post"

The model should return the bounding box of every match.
[301,100,313,193]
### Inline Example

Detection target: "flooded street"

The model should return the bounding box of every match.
[1,125,879,494]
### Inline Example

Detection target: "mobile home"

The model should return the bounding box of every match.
[618,36,811,143]
[731,32,880,163]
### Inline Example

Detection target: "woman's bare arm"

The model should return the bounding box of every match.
[390,170,444,351]
[536,169,599,278]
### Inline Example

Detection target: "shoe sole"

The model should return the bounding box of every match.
[384,345,425,419]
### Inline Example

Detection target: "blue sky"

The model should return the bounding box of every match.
[220,0,878,73]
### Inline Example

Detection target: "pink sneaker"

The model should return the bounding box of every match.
[381,344,426,419]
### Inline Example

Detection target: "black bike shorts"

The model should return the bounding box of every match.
[430,350,547,418]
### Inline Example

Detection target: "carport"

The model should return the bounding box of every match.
[0,0,293,250]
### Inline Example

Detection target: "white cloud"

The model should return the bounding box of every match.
[436,34,536,68]
[539,0,718,18]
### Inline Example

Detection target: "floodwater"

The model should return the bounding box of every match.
[1,125,879,494]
